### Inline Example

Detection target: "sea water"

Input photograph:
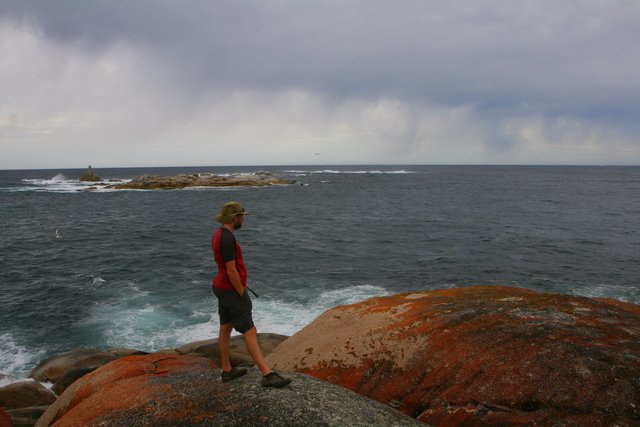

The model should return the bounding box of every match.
[1,165,639,380]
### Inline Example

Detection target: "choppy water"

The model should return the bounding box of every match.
[1,165,639,380]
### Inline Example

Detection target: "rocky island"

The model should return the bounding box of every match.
[106,171,295,190]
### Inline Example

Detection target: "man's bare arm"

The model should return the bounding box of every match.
[225,260,245,296]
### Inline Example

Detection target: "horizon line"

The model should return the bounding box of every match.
[2,163,640,172]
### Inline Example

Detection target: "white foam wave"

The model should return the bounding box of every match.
[254,284,391,336]
[91,276,106,286]
[163,285,390,342]
[284,169,413,175]
[125,282,151,296]
[81,284,390,352]
[89,303,182,350]
[182,186,245,192]
[214,172,263,177]
[160,314,218,344]
[570,284,640,304]
[14,175,131,193]
[0,333,44,380]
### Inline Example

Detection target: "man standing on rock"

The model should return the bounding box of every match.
[211,201,291,388]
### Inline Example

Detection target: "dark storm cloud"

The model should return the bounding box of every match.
[3,0,639,115]
[1,0,639,167]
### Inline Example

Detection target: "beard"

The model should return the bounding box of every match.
[233,220,243,230]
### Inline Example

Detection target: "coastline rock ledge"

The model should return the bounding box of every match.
[109,171,294,190]
[266,286,640,426]
[35,354,424,427]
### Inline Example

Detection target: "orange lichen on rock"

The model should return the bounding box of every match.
[37,354,216,427]
[0,408,12,427]
[36,357,422,427]
[266,285,640,426]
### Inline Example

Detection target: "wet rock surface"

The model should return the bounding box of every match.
[36,354,424,426]
[266,286,640,426]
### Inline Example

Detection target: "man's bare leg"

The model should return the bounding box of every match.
[218,323,233,372]
[243,326,271,376]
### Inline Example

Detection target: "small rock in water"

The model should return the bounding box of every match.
[79,165,101,182]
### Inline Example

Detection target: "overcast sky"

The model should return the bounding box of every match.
[1,0,639,168]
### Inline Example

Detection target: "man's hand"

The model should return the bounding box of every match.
[224,260,245,296]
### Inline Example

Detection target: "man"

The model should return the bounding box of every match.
[211,201,291,387]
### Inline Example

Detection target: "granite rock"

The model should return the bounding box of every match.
[175,333,288,367]
[52,368,96,396]
[0,408,12,427]
[266,286,640,426]
[0,381,56,411]
[6,406,48,427]
[36,354,424,426]
[29,348,146,383]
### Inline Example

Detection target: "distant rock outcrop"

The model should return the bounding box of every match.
[266,286,640,426]
[36,354,424,427]
[79,165,101,182]
[110,171,294,190]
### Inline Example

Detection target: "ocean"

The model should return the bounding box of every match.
[1,165,639,382]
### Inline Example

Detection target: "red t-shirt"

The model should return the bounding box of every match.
[212,227,247,290]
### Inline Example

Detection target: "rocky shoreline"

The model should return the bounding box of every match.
[0,334,290,427]
[2,286,639,426]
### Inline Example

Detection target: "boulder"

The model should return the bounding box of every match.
[152,349,179,355]
[175,333,288,367]
[0,381,56,411]
[266,286,640,426]
[106,348,149,358]
[79,166,101,182]
[52,368,96,395]
[29,348,144,383]
[36,354,423,426]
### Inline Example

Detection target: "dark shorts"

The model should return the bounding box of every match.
[213,287,255,334]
